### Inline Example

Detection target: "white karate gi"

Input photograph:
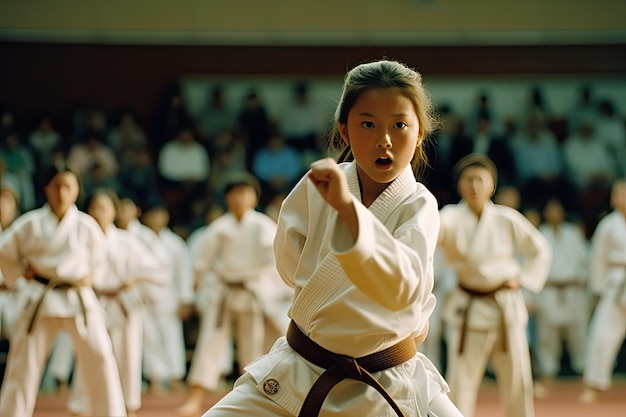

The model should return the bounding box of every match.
[583,211,626,390]
[206,163,457,417]
[535,222,590,377]
[142,227,194,383]
[438,201,551,417]
[0,205,125,417]
[0,272,24,341]
[187,209,283,391]
[68,225,168,414]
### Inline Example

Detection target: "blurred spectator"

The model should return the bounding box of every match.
[252,134,301,206]
[595,99,626,177]
[107,108,147,163]
[28,114,62,173]
[157,126,210,225]
[562,116,617,192]
[568,84,597,134]
[67,129,119,183]
[0,130,36,211]
[472,112,517,186]
[0,108,17,140]
[512,112,571,209]
[208,130,247,206]
[196,85,235,145]
[279,82,323,152]
[156,83,194,150]
[118,147,161,211]
[238,91,271,170]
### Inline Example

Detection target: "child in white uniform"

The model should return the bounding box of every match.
[141,204,195,393]
[179,173,289,416]
[68,189,169,417]
[0,164,126,417]
[438,154,551,417]
[204,59,462,417]
[535,198,589,392]
[579,179,626,403]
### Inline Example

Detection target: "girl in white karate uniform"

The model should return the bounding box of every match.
[579,179,626,403]
[438,154,551,417]
[0,164,126,417]
[67,189,169,417]
[204,59,462,417]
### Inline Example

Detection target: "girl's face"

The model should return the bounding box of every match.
[44,172,79,215]
[88,194,116,230]
[339,87,420,191]
[457,166,494,210]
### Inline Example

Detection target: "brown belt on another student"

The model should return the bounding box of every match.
[95,287,130,318]
[215,281,248,328]
[458,283,509,354]
[28,274,88,334]
[286,320,416,417]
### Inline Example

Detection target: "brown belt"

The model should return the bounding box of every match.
[215,282,254,328]
[28,275,88,334]
[458,284,509,354]
[95,287,130,318]
[286,320,416,417]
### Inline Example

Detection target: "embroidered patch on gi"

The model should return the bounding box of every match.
[263,378,280,395]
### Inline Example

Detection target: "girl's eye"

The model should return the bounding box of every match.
[394,121,408,129]
[361,121,375,129]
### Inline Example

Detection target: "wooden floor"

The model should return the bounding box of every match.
[31,377,626,417]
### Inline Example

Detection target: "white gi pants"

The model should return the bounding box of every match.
[534,285,588,377]
[187,290,265,391]
[0,291,18,340]
[142,307,187,382]
[446,323,535,417]
[0,314,125,417]
[69,310,144,413]
[46,330,75,382]
[583,297,626,390]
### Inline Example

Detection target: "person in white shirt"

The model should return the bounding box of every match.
[0,164,125,417]
[534,198,590,395]
[579,179,626,403]
[438,154,551,417]
[178,173,289,416]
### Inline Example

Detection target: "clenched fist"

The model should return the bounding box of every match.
[308,158,358,239]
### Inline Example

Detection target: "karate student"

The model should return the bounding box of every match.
[579,179,626,403]
[0,181,22,341]
[534,198,590,393]
[204,59,462,417]
[140,203,195,393]
[67,188,168,417]
[178,173,288,416]
[438,153,551,417]
[0,163,126,417]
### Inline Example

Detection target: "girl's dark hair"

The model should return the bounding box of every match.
[329,59,438,180]
[84,188,121,213]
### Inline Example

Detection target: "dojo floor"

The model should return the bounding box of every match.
[32,376,626,417]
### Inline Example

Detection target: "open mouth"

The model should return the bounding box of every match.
[375,156,393,168]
